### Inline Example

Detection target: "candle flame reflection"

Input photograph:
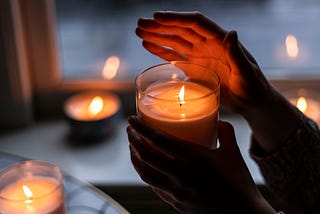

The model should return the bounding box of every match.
[88,96,104,117]
[178,85,185,106]
[102,56,120,80]
[285,34,299,58]
[297,96,307,113]
[22,185,33,204]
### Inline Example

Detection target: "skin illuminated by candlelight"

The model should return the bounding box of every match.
[138,81,219,148]
[0,176,66,214]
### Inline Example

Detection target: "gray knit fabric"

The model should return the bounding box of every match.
[250,109,320,213]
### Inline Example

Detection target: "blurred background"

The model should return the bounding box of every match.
[1,0,320,213]
[55,0,320,80]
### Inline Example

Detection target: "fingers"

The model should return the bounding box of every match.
[127,125,177,175]
[136,11,228,61]
[142,41,187,61]
[153,11,227,40]
[152,187,185,213]
[128,116,195,159]
[136,27,193,53]
[130,146,173,190]
[137,18,206,44]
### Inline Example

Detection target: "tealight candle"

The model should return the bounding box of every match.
[64,91,121,140]
[0,160,66,214]
[136,61,220,148]
[284,88,320,125]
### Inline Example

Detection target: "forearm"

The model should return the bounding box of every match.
[250,112,320,213]
[241,86,300,154]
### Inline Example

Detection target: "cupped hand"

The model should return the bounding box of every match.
[126,116,275,214]
[136,11,273,114]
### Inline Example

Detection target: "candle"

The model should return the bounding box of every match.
[0,161,66,214]
[136,61,220,148]
[284,88,320,125]
[64,91,121,140]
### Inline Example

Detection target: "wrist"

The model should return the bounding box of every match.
[241,87,300,153]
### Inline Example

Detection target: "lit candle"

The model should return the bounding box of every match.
[284,88,320,125]
[292,96,320,124]
[64,56,123,141]
[136,62,220,148]
[0,161,66,214]
[64,91,121,140]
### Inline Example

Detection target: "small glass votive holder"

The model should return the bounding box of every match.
[0,160,66,214]
[64,91,122,141]
[136,61,220,148]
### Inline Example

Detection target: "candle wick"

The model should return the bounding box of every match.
[178,97,184,107]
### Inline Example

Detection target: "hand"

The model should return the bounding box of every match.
[127,116,276,214]
[136,11,272,114]
[136,11,300,153]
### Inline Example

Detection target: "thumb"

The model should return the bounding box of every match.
[223,31,257,74]
[218,120,238,150]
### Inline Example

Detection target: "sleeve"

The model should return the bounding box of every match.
[250,109,320,213]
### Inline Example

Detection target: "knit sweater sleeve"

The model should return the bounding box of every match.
[249,110,320,213]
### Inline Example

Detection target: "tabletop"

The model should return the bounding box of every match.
[0,151,130,214]
[0,117,264,185]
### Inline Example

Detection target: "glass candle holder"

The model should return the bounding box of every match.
[0,160,66,214]
[64,91,122,141]
[136,61,220,148]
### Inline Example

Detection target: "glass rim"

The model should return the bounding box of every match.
[136,61,220,102]
[0,160,64,202]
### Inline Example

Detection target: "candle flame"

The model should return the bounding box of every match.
[178,85,185,106]
[22,185,33,204]
[88,96,104,117]
[297,96,307,113]
[285,34,299,58]
[102,56,120,80]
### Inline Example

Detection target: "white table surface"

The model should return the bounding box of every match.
[0,152,129,214]
[0,114,264,185]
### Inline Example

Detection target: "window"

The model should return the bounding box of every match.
[55,0,320,79]
[1,0,320,124]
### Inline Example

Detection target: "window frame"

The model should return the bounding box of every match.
[3,0,320,120]
[7,0,135,118]
[0,0,33,128]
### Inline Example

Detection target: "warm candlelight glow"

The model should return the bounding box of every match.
[178,85,185,106]
[22,185,33,204]
[297,96,307,113]
[0,161,66,214]
[102,56,120,80]
[137,62,220,148]
[88,96,104,117]
[284,89,320,126]
[285,34,299,58]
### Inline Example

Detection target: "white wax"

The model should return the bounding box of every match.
[138,81,219,148]
[64,92,120,121]
[0,176,66,214]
